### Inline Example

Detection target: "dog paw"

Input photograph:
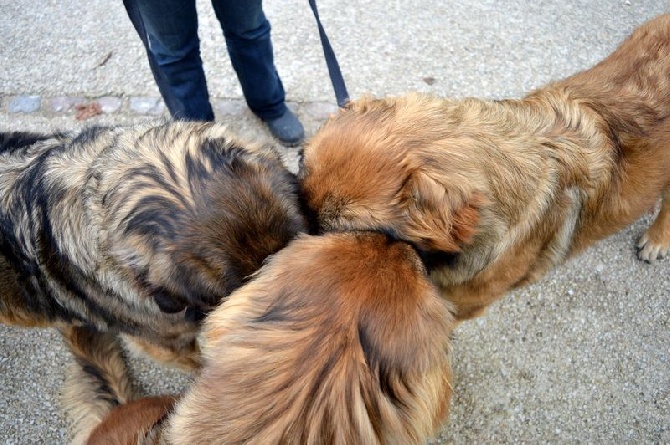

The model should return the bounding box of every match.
[637,233,670,263]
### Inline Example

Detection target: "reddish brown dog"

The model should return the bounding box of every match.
[300,15,670,320]
[77,232,455,445]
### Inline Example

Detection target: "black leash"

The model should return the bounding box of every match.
[308,0,350,108]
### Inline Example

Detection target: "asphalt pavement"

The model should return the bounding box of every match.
[0,1,668,443]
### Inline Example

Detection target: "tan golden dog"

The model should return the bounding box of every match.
[300,14,670,320]
[74,232,455,445]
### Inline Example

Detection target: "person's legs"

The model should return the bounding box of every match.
[123,0,214,121]
[211,0,303,145]
[211,0,284,120]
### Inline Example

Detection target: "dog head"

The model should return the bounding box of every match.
[167,231,455,444]
[101,122,307,316]
[300,94,484,257]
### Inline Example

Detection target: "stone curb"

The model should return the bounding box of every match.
[1,94,340,121]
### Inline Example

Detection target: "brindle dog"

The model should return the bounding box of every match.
[0,121,306,440]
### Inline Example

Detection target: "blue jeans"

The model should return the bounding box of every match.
[123,0,287,121]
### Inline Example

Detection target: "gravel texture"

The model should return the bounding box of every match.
[0,1,668,444]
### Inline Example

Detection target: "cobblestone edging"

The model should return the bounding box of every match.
[1,94,340,121]
[5,95,163,116]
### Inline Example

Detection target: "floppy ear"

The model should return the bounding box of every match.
[400,169,482,252]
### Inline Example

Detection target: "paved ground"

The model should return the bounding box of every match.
[0,1,668,444]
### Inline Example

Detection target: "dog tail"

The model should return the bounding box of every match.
[60,326,137,445]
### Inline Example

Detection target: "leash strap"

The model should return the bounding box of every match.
[308,0,350,107]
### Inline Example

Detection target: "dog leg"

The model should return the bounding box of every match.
[120,334,201,372]
[86,395,177,445]
[638,189,670,262]
[61,326,137,445]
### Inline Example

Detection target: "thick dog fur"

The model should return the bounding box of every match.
[300,15,670,319]
[77,232,455,445]
[0,121,306,436]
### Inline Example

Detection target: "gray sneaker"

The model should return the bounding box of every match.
[263,109,305,147]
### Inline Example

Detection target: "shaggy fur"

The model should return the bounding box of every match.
[300,14,670,319]
[78,232,455,445]
[0,121,306,436]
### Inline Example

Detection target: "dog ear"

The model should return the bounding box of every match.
[400,169,482,252]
